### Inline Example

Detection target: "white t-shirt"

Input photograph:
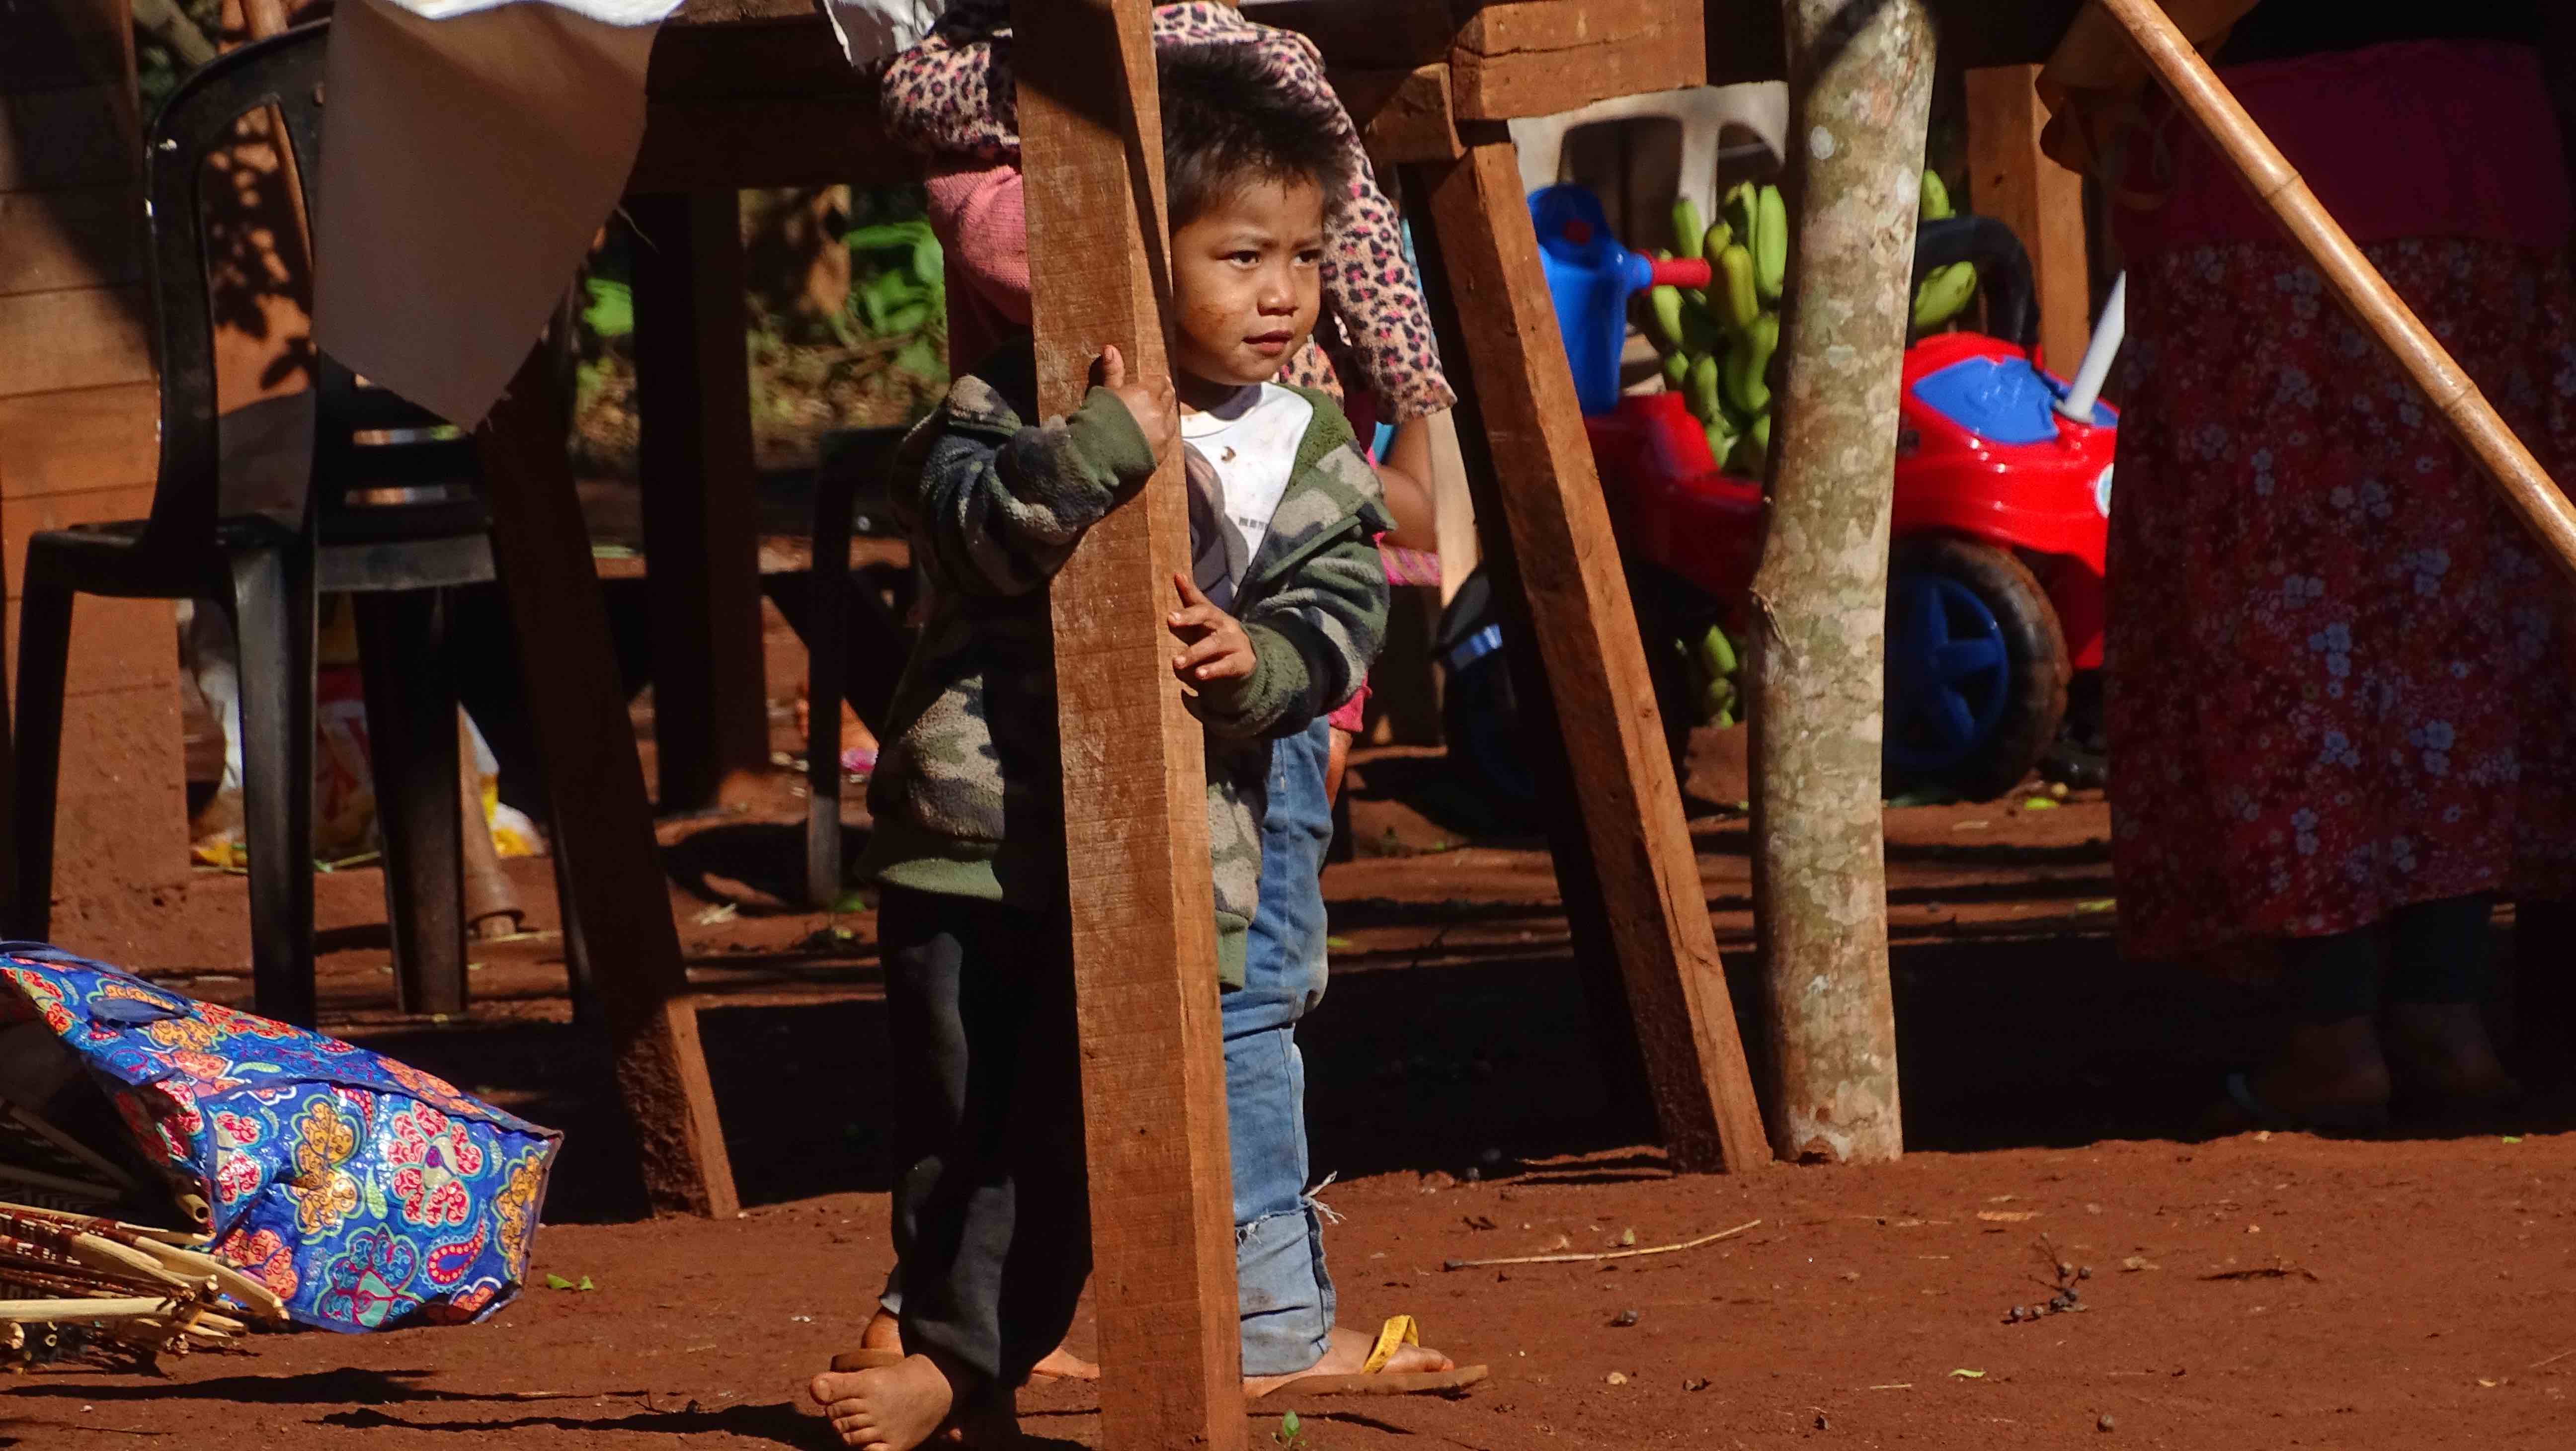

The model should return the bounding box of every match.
[1179,383,1315,610]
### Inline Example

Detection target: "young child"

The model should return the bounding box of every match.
[809,44,1427,1451]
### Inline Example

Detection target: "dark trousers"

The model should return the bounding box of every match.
[879,885,1090,1412]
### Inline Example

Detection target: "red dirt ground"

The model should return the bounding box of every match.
[10,719,2574,1449]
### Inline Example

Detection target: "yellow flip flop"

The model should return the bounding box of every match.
[1257,1316,1490,1399]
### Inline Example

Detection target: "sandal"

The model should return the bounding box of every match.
[1254,1316,1489,1400]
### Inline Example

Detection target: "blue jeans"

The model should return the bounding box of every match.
[877,719,1340,1376]
[1227,715,1337,1375]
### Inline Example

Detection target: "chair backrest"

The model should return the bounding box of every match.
[140,22,483,557]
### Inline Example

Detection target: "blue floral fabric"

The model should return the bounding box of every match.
[0,944,559,1333]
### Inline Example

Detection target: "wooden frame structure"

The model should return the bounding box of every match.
[523,2,1775,1433]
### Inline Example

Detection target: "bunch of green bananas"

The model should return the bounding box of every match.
[1642,169,1981,478]
[1673,621,1744,728]
[1912,169,1978,331]
[1644,180,1785,478]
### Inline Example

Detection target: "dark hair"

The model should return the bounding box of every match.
[1157,41,1352,231]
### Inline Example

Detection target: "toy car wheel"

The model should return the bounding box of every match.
[1882,536,2070,802]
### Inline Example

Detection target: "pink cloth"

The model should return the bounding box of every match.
[2112,40,2570,262]
[924,161,1031,374]
[1327,681,1369,734]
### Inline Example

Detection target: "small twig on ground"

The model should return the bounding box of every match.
[1441,1218,1760,1271]
[2529,1347,2574,1370]
[2198,1264,2319,1283]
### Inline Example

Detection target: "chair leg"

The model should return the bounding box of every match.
[806,469,856,907]
[229,546,318,1028]
[7,553,76,942]
[355,589,466,1017]
[546,802,599,1027]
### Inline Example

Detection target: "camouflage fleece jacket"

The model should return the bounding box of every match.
[855,342,1391,987]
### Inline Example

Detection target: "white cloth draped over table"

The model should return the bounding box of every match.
[313,0,944,427]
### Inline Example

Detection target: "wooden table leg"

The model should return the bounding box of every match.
[1965,64,2092,375]
[478,341,738,1218]
[628,190,768,814]
[1015,1,1244,1446]
[1405,136,1771,1176]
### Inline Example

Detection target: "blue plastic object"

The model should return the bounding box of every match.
[1909,354,2115,444]
[1530,185,1663,416]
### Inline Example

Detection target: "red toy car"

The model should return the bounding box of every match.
[1442,191,2116,804]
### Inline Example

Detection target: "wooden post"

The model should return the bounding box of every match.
[1749,0,1932,1166]
[0,0,191,964]
[478,342,738,1218]
[1404,136,1771,1175]
[1964,64,2090,374]
[628,190,769,813]
[1012,2,1244,1447]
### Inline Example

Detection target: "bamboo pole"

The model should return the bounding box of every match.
[1748,0,1933,1165]
[2092,0,2576,583]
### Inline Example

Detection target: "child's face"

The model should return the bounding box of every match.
[1168,175,1327,397]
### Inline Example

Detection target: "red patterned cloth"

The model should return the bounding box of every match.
[2106,236,2576,963]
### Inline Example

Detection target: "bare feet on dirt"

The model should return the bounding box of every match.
[2232,1018,2391,1130]
[859,1307,1101,1382]
[1242,1323,1456,1398]
[2384,1002,2521,1105]
[808,1357,955,1451]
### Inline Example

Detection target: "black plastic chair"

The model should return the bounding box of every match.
[8,23,492,1027]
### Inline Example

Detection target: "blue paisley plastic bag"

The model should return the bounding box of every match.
[0,944,559,1332]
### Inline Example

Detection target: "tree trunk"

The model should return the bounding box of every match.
[1748,0,1932,1165]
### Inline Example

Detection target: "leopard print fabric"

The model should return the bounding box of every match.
[876,0,1456,423]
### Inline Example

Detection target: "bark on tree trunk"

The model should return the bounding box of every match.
[1748,0,1932,1166]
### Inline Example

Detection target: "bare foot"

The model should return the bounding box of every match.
[1244,1323,1455,1397]
[2385,1003,2520,1105]
[860,1309,1096,1382]
[808,1357,955,1451]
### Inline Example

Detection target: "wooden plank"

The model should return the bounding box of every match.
[628,190,769,811]
[1403,135,1769,1175]
[631,98,915,192]
[0,85,136,192]
[1244,0,1455,69]
[0,383,158,496]
[1330,65,1461,168]
[476,341,738,1219]
[1013,0,1243,1446]
[0,286,151,397]
[1450,12,1707,122]
[0,186,141,296]
[644,14,860,99]
[1965,64,2091,374]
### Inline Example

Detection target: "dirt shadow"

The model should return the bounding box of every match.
[317,1400,815,1445]
[663,823,872,916]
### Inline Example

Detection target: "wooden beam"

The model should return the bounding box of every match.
[1013,0,1244,1446]
[1249,0,1454,69]
[477,341,739,1218]
[1330,64,1461,167]
[1965,64,2090,374]
[1403,135,1770,1175]
[1449,1,1706,121]
[628,191,769,811]
[633,98,915,192]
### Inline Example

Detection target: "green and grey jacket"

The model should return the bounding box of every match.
[856,343,1391,986]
